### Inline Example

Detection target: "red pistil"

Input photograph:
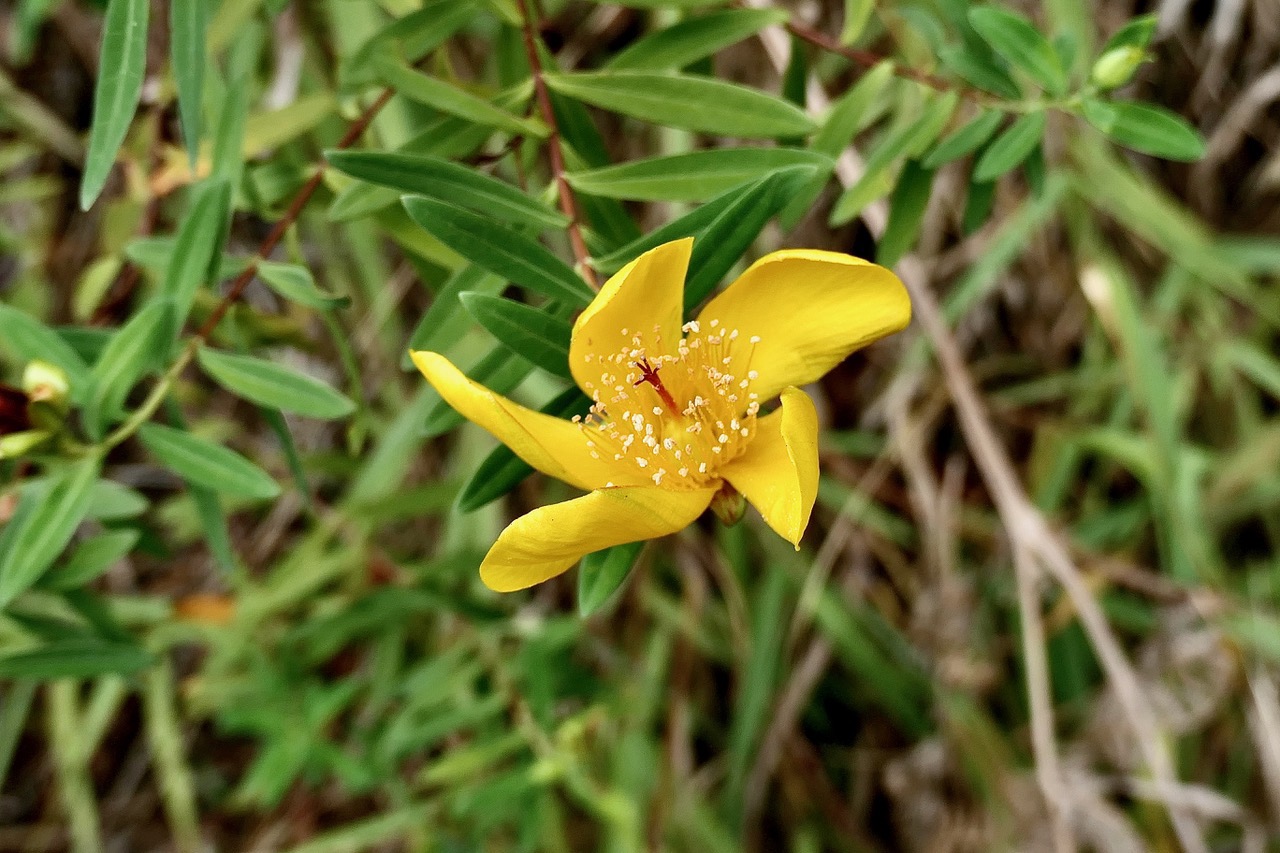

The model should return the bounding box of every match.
[633,359,680,415]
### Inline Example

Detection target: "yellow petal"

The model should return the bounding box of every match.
[696,250,910,401]
[410,350,645,491]
[570,238,693,396]
[480,484,717,591]
[718,387,819,547]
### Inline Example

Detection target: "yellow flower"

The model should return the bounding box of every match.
[411,238,910,591]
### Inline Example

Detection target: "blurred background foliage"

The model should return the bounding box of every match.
[1,0,1279,850]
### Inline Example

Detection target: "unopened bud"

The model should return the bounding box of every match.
[710,482,746,527]
[1090,46,1145,90]
[0,429,51,460]
[22,361,69,407]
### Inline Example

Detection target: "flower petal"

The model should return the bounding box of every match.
[696,250,910,401]
[570,238,693,396]
[479,484,717,591]
[718,387,819,547]
[411,350,645,491]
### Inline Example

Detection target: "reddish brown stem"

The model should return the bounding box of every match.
[194,87,394,342]
[513,0,599,290]
[785,18,960,96]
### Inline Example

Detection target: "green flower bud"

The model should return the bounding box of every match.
[1091,46,1145,90]
[0,429,51,460]
[22,360,69,407]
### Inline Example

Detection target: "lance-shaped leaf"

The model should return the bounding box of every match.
[80,0,150,209]
[340,0,476,89]
[378,58,545,137]
[1082,99,1206,161]
[0,455,102,608]
[0,638,153,679]
[459,293,573,380]
[968,5,1067,95]
[40,530,141,591]
[162,179,232,326]
[973,111,1046,181]
[566,148,831,202]
[605,9,789,71]
[402,196,594,306]
[578,541,645,617]
[923,109,1006,168]
[256,261,350,310]
[170,0,208,164]
[684,166,815,310]
[327,150,567,230]
[84,299,176,437]
[545,71,815,139]
[196,348,356,420]
[139,423,280,500]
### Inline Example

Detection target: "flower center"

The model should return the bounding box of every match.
[577,320,762,490]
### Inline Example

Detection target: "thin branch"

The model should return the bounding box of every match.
[195,87,395,340]
[513,0,599,289]
[783,18,960,96]
[103,88,394,450]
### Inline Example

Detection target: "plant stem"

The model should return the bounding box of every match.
[101,87,393,451]
[513,0,599,289]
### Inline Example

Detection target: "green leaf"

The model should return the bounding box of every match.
[939,42,1021,99]
[605,9,789,71]
[593,180,763,275]
[544,71,815,139]
[169,0,208,165]
[138,423,280,500]
[829,92,957,225]
[811,61,896,159]
[85,479,149,520]
[0,305,91,397]
[39,530,140,591]
[404,265,505,364]
[256,261,350,310]
[840,0,875,44]
[577,541,644,617]
[456,388,589,511]
[209,23,261,188]
[579,0,725,8]
[195,348,356,419]
[0,638,152,679]
[326,150,567,230]
[162,179,232,325]
[1100,13,1157,53]
[459,294,573,380]
[877,160,935,266]
[922,108,1005,167]
[84,299,176,437]
[1081,99,1206,161]
[378,58,545,137]
[973,110,1046,182]
[123,236,247,281]
[566,148,832,202]
[340,0,476,89]
[684,167,814,310]
[968,6,1066,95]
[80,0,150,209]
[0,456,101,608]
[402,196,594,306]
[328,89,529,222]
